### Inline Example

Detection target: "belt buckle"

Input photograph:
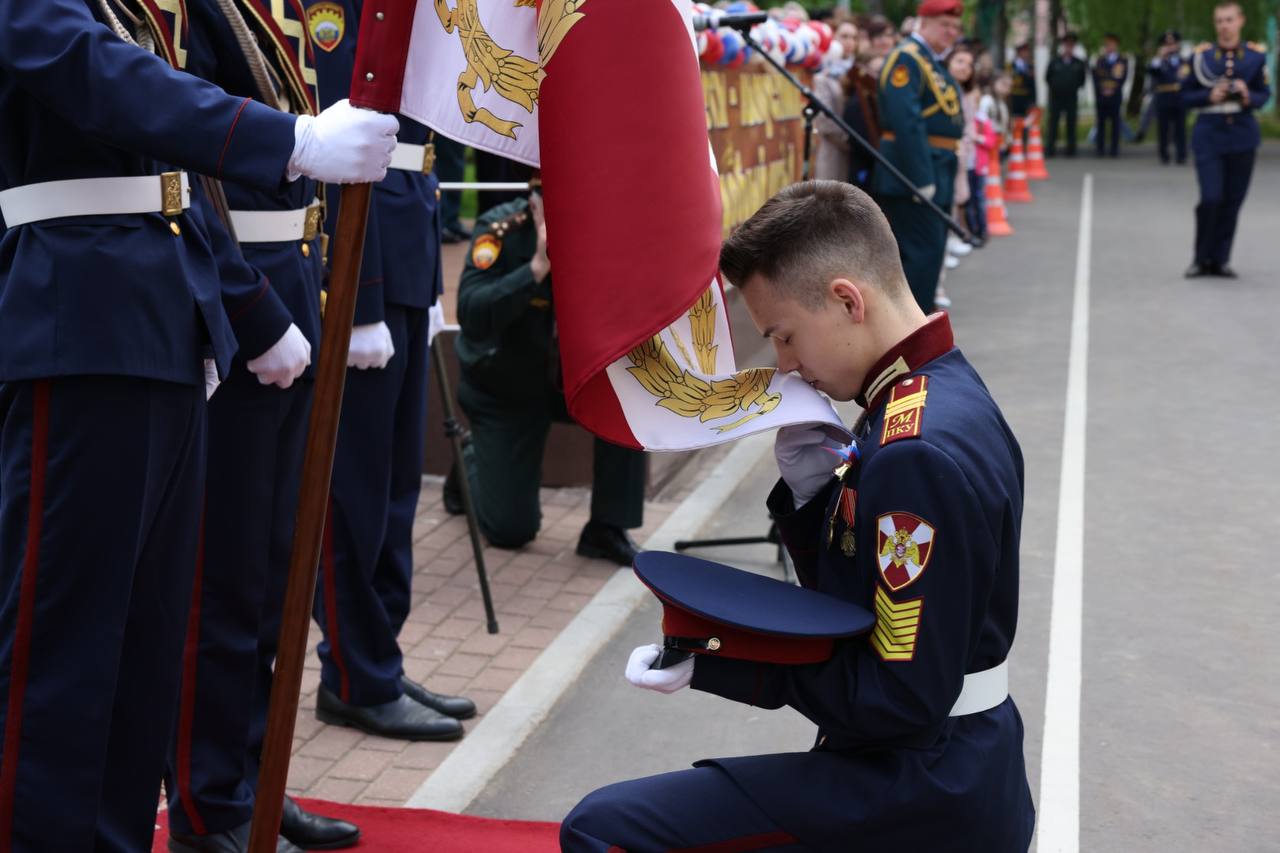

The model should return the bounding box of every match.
[160,171,184,217]
[303,205,322,242]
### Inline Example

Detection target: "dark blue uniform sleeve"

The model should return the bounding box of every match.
[311,0,385,325]
[190,190,293,361]
[765,477,835,590]
[0,0,297,190]
[1246,53,1271,108]
[692,441,995,745]
[1181,54,1211,109]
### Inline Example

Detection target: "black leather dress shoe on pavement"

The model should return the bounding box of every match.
[1213,265,1238,279]
[1184,262,1210,278]
[316,684,463,741]
[402,676,476,720]
[575,521,640,566]
[280,795,360,850]
[169,820,300,852]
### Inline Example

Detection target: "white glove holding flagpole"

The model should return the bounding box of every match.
[625,644,693,694]
[289,99,399,184]
[348,321,395,370]
[247,323,311,389]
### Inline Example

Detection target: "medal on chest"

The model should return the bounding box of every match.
[825,439,861,558]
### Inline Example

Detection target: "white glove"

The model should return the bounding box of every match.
[775,423,849,508]
[246,323,311,390]
[427,301,447,347]
[204,358,221,401]
[288,99,399,184]
[348,321,395,370]
[916,183,937,202]
[625,644,693,695]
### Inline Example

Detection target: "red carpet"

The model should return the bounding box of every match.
[154,798,562,851]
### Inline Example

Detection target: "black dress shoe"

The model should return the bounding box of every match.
[442,462,464,516]
[280,796,360,851]
[575,521,640,566]
[1214,265,1238,278]
[316,685,463,741]
[169,820,300,852]
[1184,262,1210,278]
[441,228,466,245]
[402,676,477,720]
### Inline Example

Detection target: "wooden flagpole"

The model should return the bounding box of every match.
[248,3,420,849]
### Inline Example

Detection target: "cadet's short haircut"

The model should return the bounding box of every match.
[1214,1,1242,13]
[719,180,908,309]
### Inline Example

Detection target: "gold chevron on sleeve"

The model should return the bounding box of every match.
[870,584,923,662]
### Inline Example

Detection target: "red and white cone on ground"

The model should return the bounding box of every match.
[984,149,1014,237]
[1004,118,1035,203]
[1025,108,1050,180]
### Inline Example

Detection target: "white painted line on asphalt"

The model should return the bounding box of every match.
[1037,173,1092,853]
[406,431,774,813]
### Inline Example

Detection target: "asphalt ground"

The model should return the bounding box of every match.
[468,143,1280,851]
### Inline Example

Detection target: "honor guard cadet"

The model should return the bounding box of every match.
[0,1,395,849]
[164,2,359,850]
[1092,33,1128,157]
[1008,42,1038,131]
[872,0,965,315]
[308,0,477,742]
[563,181,1034,853]
[1045,32,1087,157]
[449,184,648,564]
[1181,2,1270,279]
[1149,30,1190,165]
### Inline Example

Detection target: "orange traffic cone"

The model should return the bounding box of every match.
[984,150,1014,237]
[1025,109,1050,180]
[1004,118,1035,203]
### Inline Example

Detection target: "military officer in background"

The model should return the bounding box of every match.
[1045,32,1087,157]
[1092,33,1128,157]
[308,0,478,742]
[164,2,360,850]
[563,180,1034,853]
[1008,41,1037,136]
[0,1,395,849]
[1149,30,1190,165]
[451,183,647,565]
[872,0,965,315]
[1182,1,1270,279]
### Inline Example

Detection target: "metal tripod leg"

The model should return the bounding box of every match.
[430,333,499,634]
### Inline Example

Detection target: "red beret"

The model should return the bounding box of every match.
[917,0,963,16]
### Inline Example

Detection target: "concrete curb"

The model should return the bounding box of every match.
[405,431,773,813]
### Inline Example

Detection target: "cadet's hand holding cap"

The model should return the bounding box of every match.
[288,99,399,184]
[625,644,694,694]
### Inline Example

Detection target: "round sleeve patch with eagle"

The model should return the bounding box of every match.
[876,512,935,592]
[891,64,911,87]
[471,234,501,270]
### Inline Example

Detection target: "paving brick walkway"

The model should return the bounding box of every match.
[282,477,672,807]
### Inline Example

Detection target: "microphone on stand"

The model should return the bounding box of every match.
[691,10,769,32]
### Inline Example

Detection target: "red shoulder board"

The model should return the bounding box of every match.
[881,375,928,445]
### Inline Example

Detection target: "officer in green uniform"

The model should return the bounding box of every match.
[450,182,647,565]
[872,0,965,315]
[1045,32,1088,157]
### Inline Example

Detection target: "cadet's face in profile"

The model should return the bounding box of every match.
[739,274,867,402]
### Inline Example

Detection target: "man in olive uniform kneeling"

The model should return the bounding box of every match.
[447,182,647,565]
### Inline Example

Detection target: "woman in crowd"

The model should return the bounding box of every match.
[812,20,858,182]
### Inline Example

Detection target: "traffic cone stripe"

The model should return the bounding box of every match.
[1025,108,1050,180]
[985,149,1014,237]
[1004,117,1035,203]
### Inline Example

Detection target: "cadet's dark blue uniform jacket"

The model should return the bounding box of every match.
[1149,52,1190,107]
[691,315,1035,851]
[1092,52,1128,108]
[0,0,298,383]
[311,0,442,320]
[1182,41,1271,155]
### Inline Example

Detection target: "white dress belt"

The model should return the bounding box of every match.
[389,142,435,173]
[228,202,322,243]
[1199,102,1243,114]
[0,172,191,228]
[948,660,1009,716]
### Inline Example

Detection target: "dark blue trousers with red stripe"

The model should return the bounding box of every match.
[0,377,206,852]
[165,369,313,836]
[561,765,804,852]
[314,305,429,706]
